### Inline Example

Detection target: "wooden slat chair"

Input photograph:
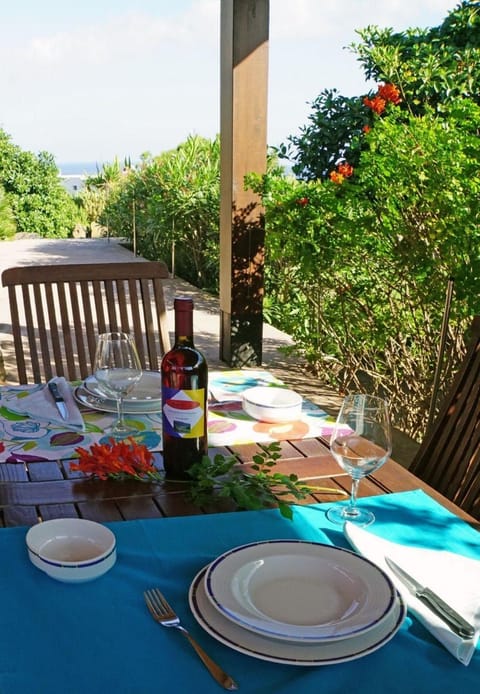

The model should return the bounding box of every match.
[410,315,480,520]
[1,261,171,384]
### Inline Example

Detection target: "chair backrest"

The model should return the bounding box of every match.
[410,315,480,520]
[1,261,171,384]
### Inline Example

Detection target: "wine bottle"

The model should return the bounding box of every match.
[161,297,208,479]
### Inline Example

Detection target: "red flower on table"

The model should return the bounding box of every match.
[71,437,162,481]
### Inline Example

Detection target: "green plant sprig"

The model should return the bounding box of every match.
[187,441,325,520]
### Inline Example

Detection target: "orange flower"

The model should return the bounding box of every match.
[337,162,354,178]
[362,124,371,133]
[296,197,309,207]
[364,83,401,115]
[329,171,345,184]
[71,437,162,481]
[363,95,386,115]
[377,83,402,105]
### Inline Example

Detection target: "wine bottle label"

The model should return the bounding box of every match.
[162,387,205,438]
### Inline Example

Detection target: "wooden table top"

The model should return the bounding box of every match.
[1,435,477,529]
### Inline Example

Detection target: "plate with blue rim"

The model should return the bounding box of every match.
[204,540,397,643]
[191,563,406,665]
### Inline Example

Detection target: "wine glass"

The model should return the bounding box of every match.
[326,394,392,527]
[93,332,142,438]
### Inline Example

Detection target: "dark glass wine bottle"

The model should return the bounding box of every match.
[161,297,208,479]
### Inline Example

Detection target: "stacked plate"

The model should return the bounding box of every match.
[74,371,162,414]
[188,540,406,666]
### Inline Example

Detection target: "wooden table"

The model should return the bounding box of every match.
[1,435,477,529]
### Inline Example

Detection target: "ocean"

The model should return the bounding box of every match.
[57,162,102,176]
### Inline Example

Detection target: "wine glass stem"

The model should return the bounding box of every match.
[347,478,361,516]
[116,395,125,428]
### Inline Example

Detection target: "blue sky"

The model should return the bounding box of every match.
[0,0,459,167]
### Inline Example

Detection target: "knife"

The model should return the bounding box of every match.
[385,557,475,639]
[48,381,68,420]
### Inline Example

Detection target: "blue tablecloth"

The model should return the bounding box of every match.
[0,490,478,694]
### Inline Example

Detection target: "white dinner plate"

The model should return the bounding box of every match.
[190,565,406,666]
[84,371,162,404]
[204,540,396,642]
[74,386,161,414]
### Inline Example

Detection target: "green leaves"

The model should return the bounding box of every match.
[187,442,314,520]
[100,135,221,291]
[0,131,79,237]
[254,3,480,442]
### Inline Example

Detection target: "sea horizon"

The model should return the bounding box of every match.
[57,161,103,176]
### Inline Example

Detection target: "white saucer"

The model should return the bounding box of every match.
[204,540,396,642]
[189,565,406,665]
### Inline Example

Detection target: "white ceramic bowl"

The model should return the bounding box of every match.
[26,518,116,583]
[242,386,303,423]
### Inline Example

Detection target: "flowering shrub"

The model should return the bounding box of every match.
[71,438,162,482]
[248,93,480,440]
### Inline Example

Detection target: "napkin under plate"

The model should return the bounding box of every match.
[344,521,480,665]
[5,377,85,431]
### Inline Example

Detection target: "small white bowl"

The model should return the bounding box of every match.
[242,386,303,423]
[26,518,116,583]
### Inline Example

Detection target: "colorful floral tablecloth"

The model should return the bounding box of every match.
[0,370,335,463]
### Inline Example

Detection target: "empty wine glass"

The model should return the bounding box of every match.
[326,394,392,527]
[93,332,142,438]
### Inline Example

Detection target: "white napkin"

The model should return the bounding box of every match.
[344,522,480,665]
[5,377,85,431]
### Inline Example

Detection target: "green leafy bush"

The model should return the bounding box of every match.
[0,186,16,239]
[249,95,480,439]
[102,136,221,291]
[0,131,79,237]
[256,2,480,440]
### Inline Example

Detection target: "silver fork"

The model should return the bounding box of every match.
[144,588,238,690]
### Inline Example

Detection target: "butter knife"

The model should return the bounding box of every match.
[385,557,475,639]
[48,381,68,420]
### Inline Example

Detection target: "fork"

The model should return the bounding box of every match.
[144,588,238,690]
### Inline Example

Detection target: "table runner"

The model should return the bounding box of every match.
[0,370,334,462]
[0,490,478,694]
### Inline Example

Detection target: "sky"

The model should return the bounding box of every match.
[0,0,460,169]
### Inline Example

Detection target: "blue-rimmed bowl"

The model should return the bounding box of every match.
[26,518,116,583]
[242,386,303,423]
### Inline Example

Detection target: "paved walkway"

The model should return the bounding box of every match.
[0,237,301,375]
[0,237,418,466]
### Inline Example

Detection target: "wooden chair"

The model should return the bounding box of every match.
[1,261,171,384]
[410,315,480,520]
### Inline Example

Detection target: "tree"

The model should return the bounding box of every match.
[283,0,480,182]
[0,130,79,237]
[0,185,16,239]
[248,1,480,439]
[353,0,480,112]
[102,136,221,290]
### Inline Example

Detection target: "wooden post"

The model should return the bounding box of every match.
[219,0,269,366]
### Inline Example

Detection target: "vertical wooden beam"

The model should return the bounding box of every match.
[220,0,269,366]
